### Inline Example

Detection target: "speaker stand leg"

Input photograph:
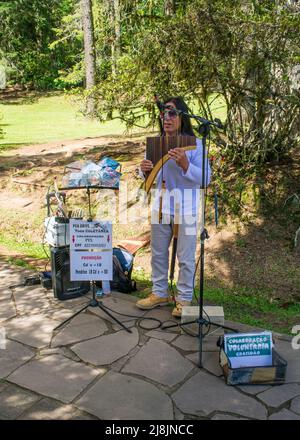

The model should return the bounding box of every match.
[53,303,90,331]
[53,282,132,333]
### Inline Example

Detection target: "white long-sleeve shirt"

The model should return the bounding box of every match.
[142,137,211,216]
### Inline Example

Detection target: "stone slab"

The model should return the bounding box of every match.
[143,307,175,326]
[290,396,300,415]
[52,313,108,347]
[122,339,194,387]
[8,354,100,403]
[273,339,300,383]
[145,330,177,342]
[72,328,139,366]
[0,382,9,393]
[268,409,300,420]
[238,385,271,395]
[172,370,267,419]
[58,295,91,309]
[12,286,48,296]
[18,397,96,420]
[0,288,12,299]
[88,296,145,325]
[171,334,219,352]
[0,272,31,287]
[42,307,78,322]
[112,291,139,303]
[0,298,16,322]
[14,295,50,315]
[256,383,300,407]
[75,371,173,420]
[211,413,249,420]
[111,320,136,332]
[6,314,58,348]
[186,351,223,377]
[0,339,35,378]
[0,384,40,420]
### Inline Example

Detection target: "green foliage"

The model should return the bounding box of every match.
[0,0,77,89]
[50,5,84,87]
[78,0,300,220]
[0,2,298,216]
[93,0,300,168]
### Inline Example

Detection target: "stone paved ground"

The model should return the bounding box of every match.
[1,263,300,420]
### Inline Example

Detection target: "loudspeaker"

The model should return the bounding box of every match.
[50,246,90,300]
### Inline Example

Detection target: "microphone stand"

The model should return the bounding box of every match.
[161,106,237,368]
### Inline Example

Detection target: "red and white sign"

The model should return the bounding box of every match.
[70,250,112,281]
[70,220,112,281]
[70,220,112,250]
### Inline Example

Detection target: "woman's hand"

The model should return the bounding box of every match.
[140,159,153,173]
[168,148,189,173]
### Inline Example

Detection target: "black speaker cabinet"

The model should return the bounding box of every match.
[50,246,90,300]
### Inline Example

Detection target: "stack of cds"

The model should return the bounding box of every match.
[61,157,121,188]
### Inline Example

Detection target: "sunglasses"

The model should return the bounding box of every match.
[160,109,178,119]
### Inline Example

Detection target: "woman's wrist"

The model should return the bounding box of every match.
[181,158,189,173]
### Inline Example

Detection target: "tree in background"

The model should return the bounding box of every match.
[0,0,77,89]
[80,0,96,113]
[92,0,300,168]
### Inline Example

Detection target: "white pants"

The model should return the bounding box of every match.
[151,212,197,302]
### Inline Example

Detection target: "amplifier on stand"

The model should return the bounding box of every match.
[50,246,90,300]
[44,216,70,248]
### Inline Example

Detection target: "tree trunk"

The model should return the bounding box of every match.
[113,0,121,59]
[164,0,175,16]
[108,0,121,75]
[80,0,96,114]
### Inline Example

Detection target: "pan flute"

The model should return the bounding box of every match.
[144,135,197,193]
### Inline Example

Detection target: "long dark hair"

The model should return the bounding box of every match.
[163,96,195,136]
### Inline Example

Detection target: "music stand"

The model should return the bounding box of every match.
[161,111,237,367]
[54,185,131,333]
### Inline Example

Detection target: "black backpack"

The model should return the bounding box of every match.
[111,251,137,293]
[96,247,136,294]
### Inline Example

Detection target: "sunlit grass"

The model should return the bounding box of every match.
[0,92,134,148]
[0,232,46,260]
[131,270,298,335]
[0,92,227,151]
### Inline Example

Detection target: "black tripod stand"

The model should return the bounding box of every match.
[54,186,131,333]
[161,111,236,367]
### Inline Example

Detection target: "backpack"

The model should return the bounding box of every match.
[108,247,137,293]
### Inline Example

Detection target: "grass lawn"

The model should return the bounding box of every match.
[0,92,134,148]
[0,92,227,150]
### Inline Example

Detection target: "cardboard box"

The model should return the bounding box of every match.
[219,348,287,386]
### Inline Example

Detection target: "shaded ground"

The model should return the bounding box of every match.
[1,263,300,420]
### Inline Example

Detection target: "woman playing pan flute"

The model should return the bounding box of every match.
[136,97,211,318]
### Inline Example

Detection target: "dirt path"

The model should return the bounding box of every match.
[0,134,144,205]
[4,135,134,158]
